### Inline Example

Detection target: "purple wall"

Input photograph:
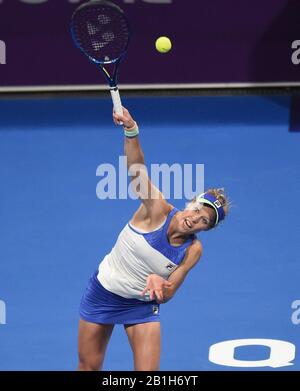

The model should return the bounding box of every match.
[0,0,299,87]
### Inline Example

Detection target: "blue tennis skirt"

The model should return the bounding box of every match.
[79,271,160,325]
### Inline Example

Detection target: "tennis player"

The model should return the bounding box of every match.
[78,107,229,371]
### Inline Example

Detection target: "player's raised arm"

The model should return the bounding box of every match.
[113,108,169,215]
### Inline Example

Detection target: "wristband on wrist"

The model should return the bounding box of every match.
[124,121,139,138]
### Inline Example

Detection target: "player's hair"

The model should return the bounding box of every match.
[206,187,230,217]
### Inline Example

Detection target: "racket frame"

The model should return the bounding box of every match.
[71,0,130,118]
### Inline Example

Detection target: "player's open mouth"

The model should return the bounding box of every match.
[184,219,192,229]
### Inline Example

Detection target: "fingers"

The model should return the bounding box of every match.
[112,106,127,120]
[113,111,125,126]
[149,290,155,301]
[148,289,163,302]
[154,289,163,303]
[141,287,149,296]
[142,288,157,301]
[141,275,171,302]
[141,288,164,303]
[112,106,135,128]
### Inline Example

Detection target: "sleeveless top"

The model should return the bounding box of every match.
[97,207,195,301]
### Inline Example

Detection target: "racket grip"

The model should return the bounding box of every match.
[110,87,123,125]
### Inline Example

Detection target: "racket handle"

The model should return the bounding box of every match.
[110,87,123,125]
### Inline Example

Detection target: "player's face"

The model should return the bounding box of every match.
[181,203,216,232]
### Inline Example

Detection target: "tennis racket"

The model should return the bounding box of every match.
[71,0,130,120]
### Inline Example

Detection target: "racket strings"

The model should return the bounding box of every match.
[98,14,111,25]
[72,5,129,63]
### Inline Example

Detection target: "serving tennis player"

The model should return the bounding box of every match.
[78,107,229,371]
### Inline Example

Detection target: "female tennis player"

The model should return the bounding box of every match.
[78,107,229,371]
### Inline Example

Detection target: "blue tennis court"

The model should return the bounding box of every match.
[0,95,299,370]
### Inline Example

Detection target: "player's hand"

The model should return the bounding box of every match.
[141,274,172,304]
[113,106,136,128]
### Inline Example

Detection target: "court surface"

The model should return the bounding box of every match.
[0,95,299,370]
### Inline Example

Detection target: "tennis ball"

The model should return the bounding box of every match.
[155,36,172,53]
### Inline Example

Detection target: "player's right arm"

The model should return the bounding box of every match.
[113,108,170,218]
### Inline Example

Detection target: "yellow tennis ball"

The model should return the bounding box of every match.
[155,36,172,53]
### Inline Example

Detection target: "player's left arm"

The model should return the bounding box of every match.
[162,240,203,303]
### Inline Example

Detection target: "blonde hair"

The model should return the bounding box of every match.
[205,187,230,217]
